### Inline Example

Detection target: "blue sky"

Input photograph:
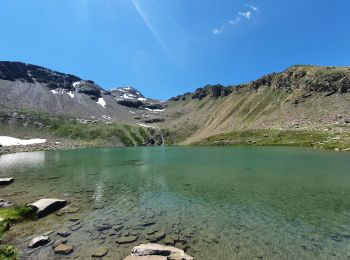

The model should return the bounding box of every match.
[1,0,349,99]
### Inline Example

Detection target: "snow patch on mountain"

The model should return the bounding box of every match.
[72,81,81,88]
[97,97,106,108]
[67,91,74,98]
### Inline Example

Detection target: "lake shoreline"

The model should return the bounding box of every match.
[1,141,350,156]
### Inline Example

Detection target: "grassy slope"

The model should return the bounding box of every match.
[195,129,350,150]
[0,108,153,147]
[162,82,350,149]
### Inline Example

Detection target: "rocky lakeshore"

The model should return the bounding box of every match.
[0,181,196,259]
[0,141,91,156]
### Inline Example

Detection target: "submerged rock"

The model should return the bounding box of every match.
[124,256,167,260]
[52,239,67,249]
[29,236,50,248]
[148,231,166,243]
[0,178,14,185]
[131,243,194,260]
[92,246,109,257]
[97,224,113,232]
[116,235,138,244]
[28,198,67,218]
[54,244,74,255]
[57,230,71,237]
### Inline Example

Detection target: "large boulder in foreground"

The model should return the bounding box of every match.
[29,236,50,248]
[28,199,67,218]
[0,177,14,185]
[124,256,167,260]
[130,243,194,260]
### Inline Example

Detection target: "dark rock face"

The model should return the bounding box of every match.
[249,66,350,94]
[0,61,103,100]
[117,99,144,108]
[171,66,350,102]
[143,118,165,124]
[143,103,166,110]
[75,82,102,100]
[0,61,80,88]
[192,85,232,100]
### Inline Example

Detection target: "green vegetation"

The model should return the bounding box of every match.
[195,129,350,150]
[0,245,17,260]
[1,108,152,146]
[0,206,35,239]
[0,207,35,260]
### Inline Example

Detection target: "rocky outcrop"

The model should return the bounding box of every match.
[129,243,194,260]
[117,99,144,108]
[111,87,145,100]
[0,177,14,185]
[29,236,50,248]
[28,199,67,218]
[124,256,167,260]
[0,61,80,88]
[74,81,102,101]
[249,66,350,94]
[170,66,350,102]
[0,62,104,100]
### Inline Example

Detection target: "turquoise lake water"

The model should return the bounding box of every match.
[0,146,350,259]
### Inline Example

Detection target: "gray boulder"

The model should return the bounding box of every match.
[124,256,167,260]
[54,244,74,255]
[0,178,14,185]
[29,236,50,248]
[131,243,194,260]
[28,199,67,218]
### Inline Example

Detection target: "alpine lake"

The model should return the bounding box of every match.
[1,146,350,259]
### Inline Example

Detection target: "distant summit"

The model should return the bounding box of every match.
[110,87,146,101]
[0,61,166,125]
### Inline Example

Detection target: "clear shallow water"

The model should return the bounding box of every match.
[1,147,350,259]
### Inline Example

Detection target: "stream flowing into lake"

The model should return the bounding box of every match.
[1,146,350,259]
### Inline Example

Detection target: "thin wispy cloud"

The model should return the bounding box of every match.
[213,28,222,34]
[212,4,258,35]
[250,5,258,12]
[239,11,251,20]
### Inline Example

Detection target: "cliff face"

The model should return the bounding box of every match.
[163,65,350,144]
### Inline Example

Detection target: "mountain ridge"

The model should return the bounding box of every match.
[1,61,350,149]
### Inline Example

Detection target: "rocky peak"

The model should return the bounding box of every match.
[170,85,232,101]
[110,86,166,111]
[0,61,103,100]
[110,87,146,101]
[249,65,350,95]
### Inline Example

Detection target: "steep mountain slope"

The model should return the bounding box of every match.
[1,62,350,149]
[161,65,350,147]
[0,61,166,125]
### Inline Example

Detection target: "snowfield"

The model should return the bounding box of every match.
[0,136,47,146]
[97,97,106,108]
